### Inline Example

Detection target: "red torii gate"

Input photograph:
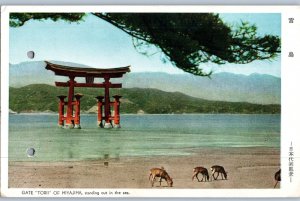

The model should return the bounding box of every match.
[45,61,130,129]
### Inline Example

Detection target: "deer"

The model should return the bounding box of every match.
[211,165,227,180]
[274,169,281,188]
[149,167,173,187]
[192,166,210,182]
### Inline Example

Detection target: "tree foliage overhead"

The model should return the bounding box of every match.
[10,13,281,76]
[10,13,85,27]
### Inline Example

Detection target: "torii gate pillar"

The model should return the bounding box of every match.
[103,77,112,128]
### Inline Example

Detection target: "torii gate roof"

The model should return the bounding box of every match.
[45,61,130,78]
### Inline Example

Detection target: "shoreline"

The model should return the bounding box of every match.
[9,147,280,189]
[8,146,280,163]
[9,112,281,115]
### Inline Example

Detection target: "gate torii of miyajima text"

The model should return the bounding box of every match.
[45,61,130,129]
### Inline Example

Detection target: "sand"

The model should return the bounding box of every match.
[8,147,280,189]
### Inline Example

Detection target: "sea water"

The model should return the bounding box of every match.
[9,114,280,162]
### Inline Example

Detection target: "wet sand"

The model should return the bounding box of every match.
[9,147,280,189]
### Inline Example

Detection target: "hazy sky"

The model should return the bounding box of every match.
[9,13,281,77]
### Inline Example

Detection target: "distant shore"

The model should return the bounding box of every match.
[9,147,280,189]
[9,111,281,115]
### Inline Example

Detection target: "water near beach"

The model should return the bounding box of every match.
[9,114,280,162]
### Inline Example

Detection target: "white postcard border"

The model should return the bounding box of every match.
[1,5,300,197]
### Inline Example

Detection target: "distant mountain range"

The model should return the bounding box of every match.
[9,61,281,104]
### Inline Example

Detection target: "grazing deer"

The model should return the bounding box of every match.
[149,167,173,187]
[211,165,227,180]
[274,169,281,188]
[149,167,165,184]
[192,166,210,182]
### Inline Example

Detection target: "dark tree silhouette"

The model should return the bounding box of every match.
[10,13,281,76]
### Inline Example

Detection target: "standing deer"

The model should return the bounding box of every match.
[149,167,173,187]
[274,169,281,188]
[192,166,210,182]
[211,165,227,180]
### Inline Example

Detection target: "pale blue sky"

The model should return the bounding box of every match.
[9,13,281,77]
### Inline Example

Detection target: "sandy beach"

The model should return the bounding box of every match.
[8,147,280,189]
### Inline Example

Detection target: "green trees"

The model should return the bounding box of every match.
[9,84,280,114]
[10,13,280,76]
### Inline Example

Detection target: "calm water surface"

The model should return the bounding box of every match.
[9,114,280,162]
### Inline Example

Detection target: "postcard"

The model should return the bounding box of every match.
[1,5,300,197]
